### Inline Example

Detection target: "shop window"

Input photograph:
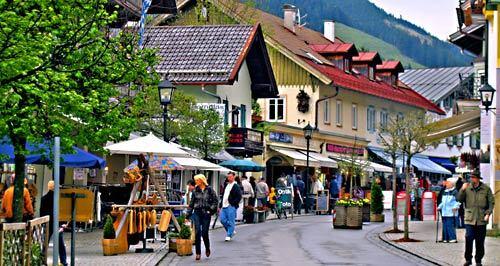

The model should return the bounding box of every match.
[367,106,376,132]
[336,100,343,126]
[352,104,358,129]
[324,99,330,124]
[267,98,285,122]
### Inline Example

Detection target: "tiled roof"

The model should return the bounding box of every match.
[376,61,404,72]
[303,58,445,115]
[400,66,474,102]
[353,52,381,64]
[144,25,255,84]
[309,43,358,55]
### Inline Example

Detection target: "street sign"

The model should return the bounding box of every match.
[276,186,293,209]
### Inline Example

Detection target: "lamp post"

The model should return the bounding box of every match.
[158,80,176,141]
[479,83,496,114]
[303,122,313,213]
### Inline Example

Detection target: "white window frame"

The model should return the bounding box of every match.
[324,99,330,124]
[267,97,286,122]
[367,106,376,133]
[380,109,388,130]
[336,100,343,126]
[351,104,358,129]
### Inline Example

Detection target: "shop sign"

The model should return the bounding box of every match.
[326,144,364,156]
[269,132,293,143]
[276,186,293,209]
[73,168,85,181]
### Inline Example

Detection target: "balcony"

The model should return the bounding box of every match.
[458,0,485,26]
[226,128,264,157]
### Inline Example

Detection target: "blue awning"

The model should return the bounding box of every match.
[368,147,451,175]
[0,141,106,169]
[429,157,456,172]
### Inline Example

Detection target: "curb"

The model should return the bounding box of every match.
[377,232,441,266]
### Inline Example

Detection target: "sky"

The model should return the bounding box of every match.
[369,0,459,40]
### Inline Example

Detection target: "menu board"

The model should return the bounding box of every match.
[276,186,293,209]
[316,190,329,212]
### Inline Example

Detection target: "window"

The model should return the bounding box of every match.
[343,58,350,72]
[267,98,285,122]
[351,104,358,129]
[367,106,376,132]
[336,100,343,126]
[380,109,388,130]
[470,132,480,149]
[358,67,368,77]
[452,135,458,146]
[457,134,464,147]
[333,58,343,69]
[324,99,330,124]
[240,104,246,128]
[368,67,375,80]
[446,136,453,147]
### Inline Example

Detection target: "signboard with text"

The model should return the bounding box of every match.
[269,132,293,143]
[276,185,293,209]
[326,144,364,156]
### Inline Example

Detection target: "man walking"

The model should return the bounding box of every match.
[255,177,269,207]
[220,172,242,242]
[457,171,494,266]
[241,176,254,206]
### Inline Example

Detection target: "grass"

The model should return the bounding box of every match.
[335,22,425,69]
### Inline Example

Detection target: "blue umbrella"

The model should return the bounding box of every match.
[219,159,265,172]
[0,141,106,169]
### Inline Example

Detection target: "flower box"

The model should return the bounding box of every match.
[333,205,347,228]
[362,204,371,222]
[346,206,363,229]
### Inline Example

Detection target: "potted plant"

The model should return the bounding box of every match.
[102,215,118,256]
[168,232,179,252]
[370,182,385,222]
[243,206,255,224]
[346,199,363,229]
[176,225,193,256]
[362,198,371,222]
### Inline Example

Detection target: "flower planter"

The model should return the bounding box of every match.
[176,239,193,256]
[333,205,347,228]
[168,237,177,252]
[256,211,266,223]
[346,206,363,229]
[102,239,118,256]
[370,213,385,223]
[362,204,371,222]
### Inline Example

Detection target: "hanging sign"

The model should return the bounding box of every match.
[73,168,85,181]
[276,185,293,209]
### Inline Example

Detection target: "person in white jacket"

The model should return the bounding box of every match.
[241,176,254,206]
[437,177,461,243]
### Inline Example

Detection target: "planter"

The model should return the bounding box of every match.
[102,239,118,256]
[362,204,371,222]
[370,213,385,223]
[333,205,347,228]
[176,239,193,256]
[243,212,255,223]
[168,237,177,252]
[256,211,266,223]
[346,206,363,229]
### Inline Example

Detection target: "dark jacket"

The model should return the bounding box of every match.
[188,186,218,218]
[456,182,495,226]
[40,190,55,234]
[221,182,242,209]
[296,180,305,196]
[329,179,339,198]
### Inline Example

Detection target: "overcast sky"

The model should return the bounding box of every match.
[368,0,459,40]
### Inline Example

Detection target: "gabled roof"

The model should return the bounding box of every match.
[309,43,358,56]
[376,61,404,73]
[400,66,474,103]
[144,24,278,97]
[303,58,445,115]
[353,52,382,65]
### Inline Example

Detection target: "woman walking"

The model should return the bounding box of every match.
[187,174,219,261]
[437,177,461,243]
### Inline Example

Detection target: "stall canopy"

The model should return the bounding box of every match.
[299,151,338,168]
[429,157,456,173]
[105,133,189,157]
[270,147,320,168]
[219,159,265,172]
[171,156,231,172]
[369,148,451,175]
[369,161,393,173]
[125,155,184,171]
[0,141,105,169]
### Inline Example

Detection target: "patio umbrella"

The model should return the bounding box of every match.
[105,133,189,157]
[125,155,184,172]
[219,159,265,172]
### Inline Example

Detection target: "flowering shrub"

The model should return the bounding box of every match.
[362,198,370,206]
[336,198,364,207]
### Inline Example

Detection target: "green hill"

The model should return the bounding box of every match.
[335,22,424,69]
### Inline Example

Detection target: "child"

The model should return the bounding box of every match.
[269,187,276,213]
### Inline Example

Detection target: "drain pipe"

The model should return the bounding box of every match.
[201,85,222,103]
[314,85,339,130]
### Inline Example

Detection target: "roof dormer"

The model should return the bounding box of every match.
[376,60,404,86]
[309,43,358,72]
[352,52,382,80]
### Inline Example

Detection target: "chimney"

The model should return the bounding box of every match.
[283,4,298,33]
[324,20,335,42]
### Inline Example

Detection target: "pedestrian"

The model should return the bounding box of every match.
[219,172,242,242]
[187,174,218,261]
[437,177,460,243]
[1,174,34,222]
[296,176,305,212]
[240,176,254,206]
[456,171,494,266]
[255,177,269,207]
[311,175,324,195]
[137,153,150,198]
[249,176,257,206]
[437,180,447,206]
[329,176,340,211]
[455,175,465,228]
[293,185,303,214]
[269,187,277,213]
[182,180,196,215]
[40,180,68,266]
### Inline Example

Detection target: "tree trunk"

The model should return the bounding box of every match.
[12,136,27,222]
[392,157,398,231]
[404,155,411,240]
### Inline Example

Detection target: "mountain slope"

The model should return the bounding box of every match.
[250,0,472,68]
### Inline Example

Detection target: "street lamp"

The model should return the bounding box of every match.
[158,80,176,141]
[479,83,496,114]
[303,122,313,213]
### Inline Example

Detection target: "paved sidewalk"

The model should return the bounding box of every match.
[380,221,500,266]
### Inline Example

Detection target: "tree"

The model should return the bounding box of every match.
[370,181,383,215]
[398,111,435,240]
[378,116,403,233]
[0,0,158,222]
[337,137,370,196]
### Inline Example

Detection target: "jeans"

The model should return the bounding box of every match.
[191,212,211,255]
[220,206,236,237]
[442,217,457,241]
[465,224,487,263]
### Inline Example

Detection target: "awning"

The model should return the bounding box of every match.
[329,155,374,173]
[369,147,451,175]
[429,157,456,173]
[105,133,189,157]
[210,150,236,162]
[425,110,480,143]
[299,151,338,168]
[369,162,393,173]
[270,147,320,167]
[171,157,231,172]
